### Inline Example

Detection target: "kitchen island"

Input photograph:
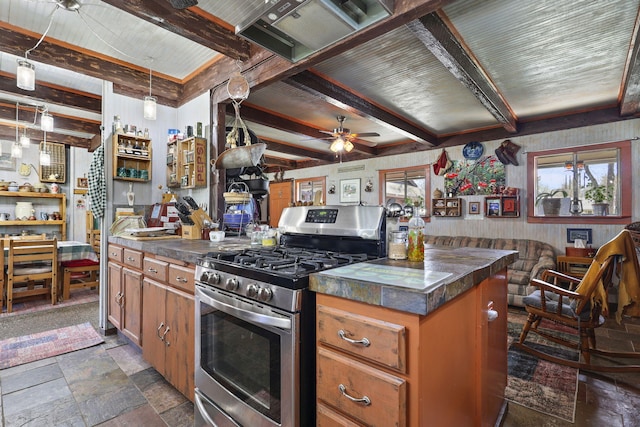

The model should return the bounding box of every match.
[310,246,517,427]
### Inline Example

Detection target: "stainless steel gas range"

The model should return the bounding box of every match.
[194,205,386,427]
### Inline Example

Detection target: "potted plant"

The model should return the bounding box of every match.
[584,184,613,216]
[535,189,568,216]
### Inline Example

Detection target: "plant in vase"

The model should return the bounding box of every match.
[584,184,613,216]
[534,189,568,216]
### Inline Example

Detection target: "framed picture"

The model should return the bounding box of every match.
[485,198,501,217]
[0,146,15,170]
[469,201,480,215]
[567,228,593,244]
[340,178,361,203]
[501,196,519,217]
[77,177,88,188]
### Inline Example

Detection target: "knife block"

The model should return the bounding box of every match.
[181,224,202,239]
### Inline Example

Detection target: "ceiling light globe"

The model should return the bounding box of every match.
[227,71,250,102]
[41,112,54,132]
[17,59,35,91]
[144,96,157,120]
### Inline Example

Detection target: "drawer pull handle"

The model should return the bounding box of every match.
[338,384,371,406]
[176,276,188,283]
[338,329,370,347]
[126,256,135,261]
[147,267,158,273]
[157,322,165,340]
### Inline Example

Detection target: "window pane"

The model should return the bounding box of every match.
[382,167,428,217]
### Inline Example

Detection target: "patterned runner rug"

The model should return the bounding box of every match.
[506,309,579,423]
[0,322,104,369]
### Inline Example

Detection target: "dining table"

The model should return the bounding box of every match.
[3,240,99,263]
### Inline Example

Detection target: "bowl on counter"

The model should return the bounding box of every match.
[209,231,225,242]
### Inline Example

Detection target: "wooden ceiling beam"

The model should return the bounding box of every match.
[101,0,251,61]
[619,7,640,115]
[0,72,101,114]
[285,70,437,145]
[407,13,517,133]
[0,23,181,104]
[236,103,377,156]
[210,0,457,105]
[0,103,100,136]
[0,124,91,149]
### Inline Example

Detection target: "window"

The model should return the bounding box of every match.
[379,166,429,218]
[527,140,631,224]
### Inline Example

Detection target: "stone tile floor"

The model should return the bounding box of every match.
[0,333,194,426]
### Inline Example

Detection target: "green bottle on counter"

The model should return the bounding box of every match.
[407,215,425,262]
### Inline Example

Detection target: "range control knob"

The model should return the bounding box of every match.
[209,272,221,285]
[246,283,259,298]
[225,277,239,291]
[257,287,273,302]
[199,271,210,283]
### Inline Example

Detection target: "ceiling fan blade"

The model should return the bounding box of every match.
[351,132,380,138]
[319,130,336,136]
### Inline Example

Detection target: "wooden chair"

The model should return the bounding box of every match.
[0,238,4,310]
[61,259,99,301]
[6,238,58,313]
[517,230,640,372]
[555,255,593,284]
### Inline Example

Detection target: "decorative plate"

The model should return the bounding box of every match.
[463,141,484,160]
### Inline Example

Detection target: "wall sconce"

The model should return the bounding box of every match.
[364,178,373,192]
[143,68,157,120]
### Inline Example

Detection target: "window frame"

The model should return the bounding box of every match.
[295,176,325,205]
[379,165,430,221]
[526,140,631,224]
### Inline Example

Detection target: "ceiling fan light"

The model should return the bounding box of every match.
[41,111,54,131]
[17,59,35,91]
[344,140,354,152]
[330,138,344,153]
[11,142,23,159]
[144,96,157,120]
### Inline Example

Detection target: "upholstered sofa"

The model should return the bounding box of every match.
[423,235,556,307]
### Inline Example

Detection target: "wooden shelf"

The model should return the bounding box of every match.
[113,134,152,182]
[0,191,66,238]
[432,197,462,217]
[485,194,520,218]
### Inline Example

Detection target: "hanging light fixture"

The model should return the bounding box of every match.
[16,6,59,91]
[12,102,23,158]
[41,108,54,131]
[227,60,250,103]
[329,136,354,153]
[143,68,157,120]
[40,131,51,166]
[20,129,30,147]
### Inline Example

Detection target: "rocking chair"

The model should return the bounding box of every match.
[517,229,640,372]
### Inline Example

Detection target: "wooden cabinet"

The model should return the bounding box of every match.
[113,134,152,182]
[167,137,207,189]
[485,194,520,218]
[316,269,508,426]
[142,256,195,401]
[431,197,461,217]
[269,180,293,227]
[107,243,143,347]
[0,191,66,239]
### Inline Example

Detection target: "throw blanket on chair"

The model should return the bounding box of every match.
[576,230,640,323]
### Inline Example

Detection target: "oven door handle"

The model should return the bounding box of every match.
[198,287,292,330]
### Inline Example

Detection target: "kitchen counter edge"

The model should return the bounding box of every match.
[309,246,518,316]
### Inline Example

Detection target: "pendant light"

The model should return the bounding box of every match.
[16,59,35,91]
[227,60,250,103]
[41,108,54,132]
[20,129,30,147]
[40,131,51,166]
[143,68,157,120]
[12,102,23,158]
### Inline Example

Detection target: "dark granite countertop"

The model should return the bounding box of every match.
[108,235,252,265]
[309,246,518,316]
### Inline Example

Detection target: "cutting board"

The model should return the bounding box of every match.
[119,234,182,241]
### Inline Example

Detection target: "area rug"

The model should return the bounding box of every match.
[0,288,99,317]
[0,322,104,369]
[506,309,579,423]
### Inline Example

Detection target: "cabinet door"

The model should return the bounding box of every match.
[122,267,143,346]
[269,181,292,227]
[142,278,167,375]
[107,261,123,330]
[477,269,508,426]
[165,286,195,400]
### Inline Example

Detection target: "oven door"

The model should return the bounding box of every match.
[195,284,299,427]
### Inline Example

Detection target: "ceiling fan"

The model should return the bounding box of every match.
[316,115,380,152]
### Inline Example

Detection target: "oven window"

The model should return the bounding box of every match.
[200,303,282,423]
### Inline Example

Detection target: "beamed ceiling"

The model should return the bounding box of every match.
[1,0,640,169]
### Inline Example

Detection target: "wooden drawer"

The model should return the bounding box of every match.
[122,248,143,270]
[143,257,168,282]
[107,244,123,262]
[168,264,195,294]
[317,402,366,427]
[317,347,406,427]
[317,304,406,373]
